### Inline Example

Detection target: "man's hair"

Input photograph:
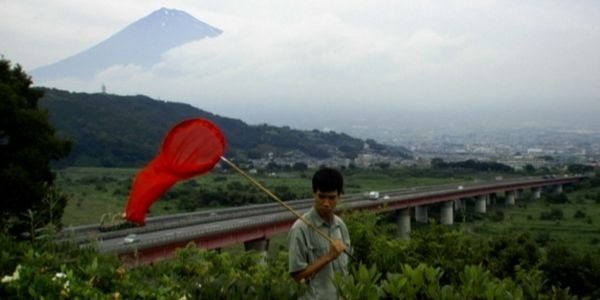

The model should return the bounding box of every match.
[312,167,344,194]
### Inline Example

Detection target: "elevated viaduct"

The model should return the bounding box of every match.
[59,176,583,263]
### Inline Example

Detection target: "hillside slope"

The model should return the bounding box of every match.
[40,88,410,167]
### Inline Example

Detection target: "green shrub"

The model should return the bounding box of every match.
[573,210,586,219]
[540,208,564,221]
[541,243,600,298]
[545,193,569,204]
[490,211,505,222]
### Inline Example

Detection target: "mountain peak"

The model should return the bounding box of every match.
[149,7,187,20]
[155,7,184,15]
[31,8,222,81]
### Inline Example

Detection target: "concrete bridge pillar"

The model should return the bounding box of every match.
[533,187,542,199]
[396,208,411,240]
[475,195,487,213]
[454,199,465,211]
[556,184,563,193]
[440,201,454,225]
[505,191,515,205]
[415,205,428,223]
[244,238,269,263]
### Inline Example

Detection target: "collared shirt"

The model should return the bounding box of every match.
[288,207,351,300]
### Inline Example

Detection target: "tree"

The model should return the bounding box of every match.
[430,158,445,169]
[545,193,569,204]
[567,164,594,174]
[523,164,536,173]
[0,58,71,237]
[376,162,390,170]
[292,161,308,172]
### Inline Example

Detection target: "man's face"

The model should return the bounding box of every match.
[314,189,340,220]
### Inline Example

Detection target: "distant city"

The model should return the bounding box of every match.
[230,101,600,170]
[236,124,599,172]
[347,126,600,169]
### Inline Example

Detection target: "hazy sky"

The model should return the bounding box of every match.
[2,0,600,130]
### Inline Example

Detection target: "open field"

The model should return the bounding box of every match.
[471,187,600,251]
[55,167,470,226]
[56,167,138,226]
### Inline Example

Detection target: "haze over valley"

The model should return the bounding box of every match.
[2,3,599,167]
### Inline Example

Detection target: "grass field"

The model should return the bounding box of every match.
[470,187,600,251]
[55,167,468,226]
[56,167,138,226]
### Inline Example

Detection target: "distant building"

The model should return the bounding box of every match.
[526,148,544,156]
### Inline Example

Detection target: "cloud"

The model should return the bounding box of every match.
[4,0,600,128]
[82,13,479,109]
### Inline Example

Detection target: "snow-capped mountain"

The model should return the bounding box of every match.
[31,7,222,81]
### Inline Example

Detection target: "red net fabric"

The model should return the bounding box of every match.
[125,119,227,224]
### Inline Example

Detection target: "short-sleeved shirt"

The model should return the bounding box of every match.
[288,207,351,300]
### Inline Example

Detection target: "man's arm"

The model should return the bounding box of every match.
[291,239,347,282]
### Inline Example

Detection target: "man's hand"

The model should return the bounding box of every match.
[292,239,348,282]
[327,239,347,261]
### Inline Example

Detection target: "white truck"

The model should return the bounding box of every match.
[368,191,380,200]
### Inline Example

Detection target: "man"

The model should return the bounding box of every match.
[288,167,351,299]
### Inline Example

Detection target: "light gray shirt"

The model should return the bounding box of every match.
[288,208,351,300]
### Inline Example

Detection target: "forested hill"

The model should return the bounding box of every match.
[39,88,410,167]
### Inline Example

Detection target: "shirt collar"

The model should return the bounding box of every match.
[308,207,339,228]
